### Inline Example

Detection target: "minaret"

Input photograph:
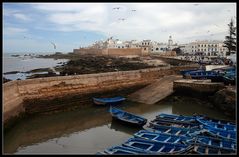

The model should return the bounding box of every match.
[168,35,173,50]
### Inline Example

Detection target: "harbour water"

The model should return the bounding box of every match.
[3,53,68,80]
[4,95,232,154]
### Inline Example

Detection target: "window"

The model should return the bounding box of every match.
[160,48,163,50]
[144,48,147,50]
[156,48,159,51]
[198,45,200,47]
[118,46,120,48]
[192,46,194,48]
[142,43,144,45]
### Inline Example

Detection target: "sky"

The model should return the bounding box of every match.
[3,3,236,53]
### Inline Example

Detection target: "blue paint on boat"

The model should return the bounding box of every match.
[109,107,147,127]
[123,137,192,154]
[134,130,192,145]
[93,96,126,105]
[190,143,236,155]
[104,145,149,154]
[148,122,201,136]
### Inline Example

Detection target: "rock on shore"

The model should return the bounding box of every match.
[211,86,236,119]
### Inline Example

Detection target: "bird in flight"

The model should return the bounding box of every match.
[113,7,121,10]
[50,42,56,49]
[118,18,126,21]
[193,4,199,6]
[131,9,136,11]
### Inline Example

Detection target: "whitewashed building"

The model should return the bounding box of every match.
[180,40,228,56]
[151,42,168,53]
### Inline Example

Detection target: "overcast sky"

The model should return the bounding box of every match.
[3,3,236,53]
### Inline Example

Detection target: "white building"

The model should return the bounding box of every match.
[151,41,168,53]
[180,40,228,56]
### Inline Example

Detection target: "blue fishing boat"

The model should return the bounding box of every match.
[180,69,204,78]
[150,119,200,129]
[200,125,236,141]
[148,123,201,136]
[103,145,149,154]
[109,107,147,127]
[189,144,236,155]
[196,115,235,126]
[188,70,220,80]
[196,117,236,132]
[193,135,237,151]
[122,137,192,154]
[133,130,192,145]
[156,113,196,122]
[93,96,126,105]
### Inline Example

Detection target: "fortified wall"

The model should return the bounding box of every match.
[102,48,147,56]
[3,65,198,122]
[73,48,148,56]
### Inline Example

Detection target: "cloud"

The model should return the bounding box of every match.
[3,3,236,52]
[13,13,31,21]
[3,27,28,36]
[32,3,236,42]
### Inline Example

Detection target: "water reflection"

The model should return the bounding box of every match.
[4,95,234,154]
[109,119,141,135]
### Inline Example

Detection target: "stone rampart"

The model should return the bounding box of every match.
[3,65,197,122]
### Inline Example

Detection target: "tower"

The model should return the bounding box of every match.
[168,35,173,50]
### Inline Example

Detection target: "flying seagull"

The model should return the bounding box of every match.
[131,9,136,11]
[118,18,126,21]
[193,4,199,6]
[113,7,120,10]
[50,42,56,49]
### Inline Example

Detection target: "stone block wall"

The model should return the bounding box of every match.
[3,65,197,122]
[102,48,145,56]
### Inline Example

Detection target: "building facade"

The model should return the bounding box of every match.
[180,40,228,56]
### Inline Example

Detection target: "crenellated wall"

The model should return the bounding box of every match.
[3,65,198,122]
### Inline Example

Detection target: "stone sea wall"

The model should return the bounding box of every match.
[3,65,198,122]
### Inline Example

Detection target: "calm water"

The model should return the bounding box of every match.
[4,95,233,154]
[3,53,68,80]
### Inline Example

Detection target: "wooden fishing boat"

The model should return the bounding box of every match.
[194,135,237,151]
[195,115,235,126]
[196,117,236,132]
[180,69,203,78]
[188,70,220,80]
[109,107,147,127]
[156,113,197,122]
[150,119,200,129]
[122,137,192,154]
[200,125,236,141]
[133,130,192,145]
[93,96,126,105]
[148,123,201,136]
[103,145,149,154]
[188,144,236,155]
